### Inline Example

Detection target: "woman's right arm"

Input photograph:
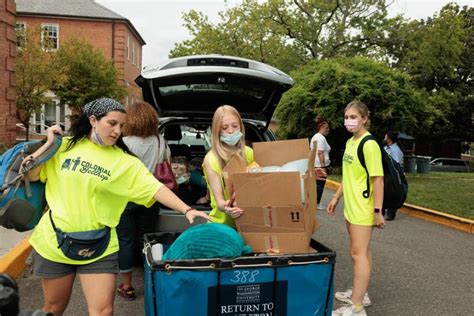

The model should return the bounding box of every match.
[327,181,343,214]
[203,158,243,218]
[23,125,63,181]
[153,185,211,223]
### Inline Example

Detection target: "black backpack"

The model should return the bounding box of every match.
[357,135,408,210]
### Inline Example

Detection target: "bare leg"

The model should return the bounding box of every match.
[79,273,116,316]
[41,273,75,315]
[347,223,373,307]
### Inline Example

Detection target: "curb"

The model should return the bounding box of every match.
[325,179,474,234]
[0,236,32,279]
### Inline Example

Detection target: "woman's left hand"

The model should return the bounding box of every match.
[185,209,212,224]
[224,206,244,219]
[374,212,385,229]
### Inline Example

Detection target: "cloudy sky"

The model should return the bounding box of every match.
[95,0,472,67]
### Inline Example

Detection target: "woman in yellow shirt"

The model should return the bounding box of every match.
[327,101,384,316]
[203,105,254,227]
[25,98,210,316]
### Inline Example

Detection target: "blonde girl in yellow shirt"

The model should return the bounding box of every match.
[203,105,254,227]
[327,101,385,316]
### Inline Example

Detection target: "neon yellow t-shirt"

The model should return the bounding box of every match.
[342,132,383,226]
[29,137,162,264]
[203,146,254,227]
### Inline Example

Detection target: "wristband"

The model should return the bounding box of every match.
[184,207,194,215]
[374,208,381,213]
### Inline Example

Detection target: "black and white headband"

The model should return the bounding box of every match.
[84,98,125,118]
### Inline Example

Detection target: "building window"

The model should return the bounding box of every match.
[15,22,26,49]
[41,24,59,50]
[132,41,135,65]
[137,46,141,69]
[127,35,130,60]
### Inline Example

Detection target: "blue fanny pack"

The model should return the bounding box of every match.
[49,210,110,261]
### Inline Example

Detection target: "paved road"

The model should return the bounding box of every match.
[16,190,474,315]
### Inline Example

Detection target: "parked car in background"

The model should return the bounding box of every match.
[430,158,470,173]
[135,54,294,231]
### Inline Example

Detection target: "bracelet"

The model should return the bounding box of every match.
[184,207,194,215]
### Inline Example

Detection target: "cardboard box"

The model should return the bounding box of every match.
[227,139,318,253]
[236,205,307,232]
[240,231,312,254]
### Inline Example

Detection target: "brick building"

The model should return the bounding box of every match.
[4,0,146,140]
[0,0,17,146]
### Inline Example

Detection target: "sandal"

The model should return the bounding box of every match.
[117,284,136,301]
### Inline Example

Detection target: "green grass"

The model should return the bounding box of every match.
[328,172,474,220]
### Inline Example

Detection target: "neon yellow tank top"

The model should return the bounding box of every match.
[203,146,254,226]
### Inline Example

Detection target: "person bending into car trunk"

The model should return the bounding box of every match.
[116,101,171,301]
[327,101,384,316]
[24,98,210,316]
[203,105,255,226]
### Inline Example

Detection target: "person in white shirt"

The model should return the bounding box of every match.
[310,118,331,210]
[384,131,404,220]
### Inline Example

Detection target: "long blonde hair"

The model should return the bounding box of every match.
[211,105,246,166]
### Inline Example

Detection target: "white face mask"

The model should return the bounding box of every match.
[344,119,359,132]
[220,130,242,146]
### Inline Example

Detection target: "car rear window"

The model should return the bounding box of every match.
[159,83,265,99]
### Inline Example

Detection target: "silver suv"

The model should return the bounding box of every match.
[135,55,294,231]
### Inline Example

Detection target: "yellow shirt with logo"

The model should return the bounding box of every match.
[203,146,254,227]
[342,132,383,226]
[29,137,162,264]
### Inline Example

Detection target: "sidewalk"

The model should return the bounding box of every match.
[0,227,31,278]
[0,227,29,257]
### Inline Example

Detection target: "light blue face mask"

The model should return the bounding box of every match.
[91,128,108,147]
[220,130,242,146]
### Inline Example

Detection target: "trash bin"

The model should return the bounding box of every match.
[416,156,431,174]
[405,156,417,173]
[143,232,336,316]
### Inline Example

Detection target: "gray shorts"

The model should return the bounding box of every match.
[33,250,119,278]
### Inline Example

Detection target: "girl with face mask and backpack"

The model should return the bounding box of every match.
[202,105,255,226]
[327,101,384,316]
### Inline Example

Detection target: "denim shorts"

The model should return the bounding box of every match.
[33,249,119,278]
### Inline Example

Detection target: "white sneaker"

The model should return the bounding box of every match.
[317,204,327,210]
[332,304,367,316]
[335,288,372,307]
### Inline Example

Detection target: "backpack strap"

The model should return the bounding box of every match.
[357,135,377,199]
[21,134,63,173]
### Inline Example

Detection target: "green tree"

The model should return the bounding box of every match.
[387,3,473,141]
[16,28,58,140]
[170,0,401,73]
[275,57,436,162]
[52,37,126,114]
[170,3,304,73]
